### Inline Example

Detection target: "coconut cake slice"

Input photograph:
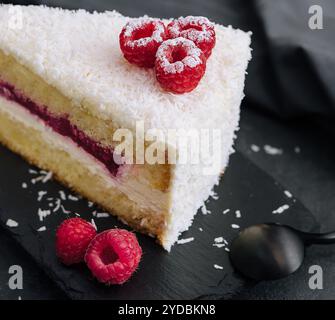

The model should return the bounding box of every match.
[0,5,251,251]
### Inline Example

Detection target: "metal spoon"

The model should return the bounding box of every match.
[229,223,335,280]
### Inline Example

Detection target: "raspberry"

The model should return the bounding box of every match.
[85,229,142,285]
[56,218,97,265]
[167,16,216,59]
[120,18,168,68]
[155,37,206,94]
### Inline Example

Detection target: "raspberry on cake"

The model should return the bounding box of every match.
[155,37,207,94]
[0,5,252,251]
[167,16,216,59]
[120,18,168,68]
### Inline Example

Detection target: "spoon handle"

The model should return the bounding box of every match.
[300,231,335,245]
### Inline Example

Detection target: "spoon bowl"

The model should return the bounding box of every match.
[229,223,305,280]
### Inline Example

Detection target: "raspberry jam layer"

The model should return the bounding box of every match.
[0,80,120,176]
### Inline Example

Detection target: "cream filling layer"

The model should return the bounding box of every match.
[0,95,168,213]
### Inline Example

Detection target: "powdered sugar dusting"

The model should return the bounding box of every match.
[169,16,214,43]
[156,37,202,74]
[124,17,165,48]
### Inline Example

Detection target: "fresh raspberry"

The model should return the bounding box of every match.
[120,18,168,68]
[56,218,97,266]
[167,16,216,59]
[85,229,142,285]
[155,37,206,94]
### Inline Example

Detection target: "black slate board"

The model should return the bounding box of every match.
[0,144,318,299]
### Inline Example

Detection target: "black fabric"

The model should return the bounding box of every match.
[247,0,335,123]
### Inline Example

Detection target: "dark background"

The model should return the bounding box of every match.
[1,0,335,299]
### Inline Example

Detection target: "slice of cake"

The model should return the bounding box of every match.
[0,5,251,251]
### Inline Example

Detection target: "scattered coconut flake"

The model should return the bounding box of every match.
[61,205,71,214]
[235,210,241,218]
[42,171,53,183]
[231,224,240,229]
[91,218,97,230]
[31,176,44,184]
[68,195,79,201]
[272,204,290,215]
[201,204,211,215]
[177,237,194,245]
[223,209,230,214]
[53,199,61,212]
[214,264,224,270]
[224,247,230,252]
[37,191,47,202]
[21,183,28,189]
[88,201,94,208]
[38,208,51,222]
[59,191,67,201]
[264,145,283,155]
[214,237,224,243]
[96,212,109,218]
[284,190,293,198]
[211,192,219,200]
[37,226,46,232]
[294,146,301,153]
[6,219,18,228]
[29,169,38,174]
[199,227,203,232]
[213,237,228,248]
[213,243,226,248]
[250,144,260,152]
